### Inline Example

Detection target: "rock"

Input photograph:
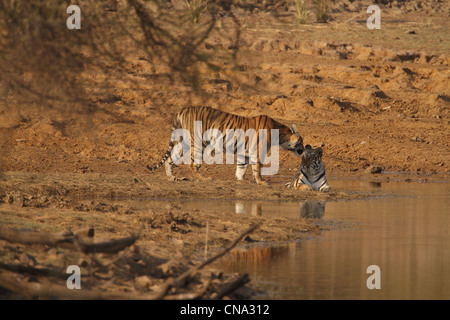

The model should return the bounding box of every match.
[19,253,37,266]
[411,136,425,142]
[134,275,153,291]
[365,165,383,174]
[9,192,24,207]
[157,254,188,276]
[47,248,58,260]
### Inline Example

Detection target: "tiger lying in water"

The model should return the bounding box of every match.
[147,106,304,184]
[286,144,331,192]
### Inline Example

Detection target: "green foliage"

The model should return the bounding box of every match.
[294,0,308,24]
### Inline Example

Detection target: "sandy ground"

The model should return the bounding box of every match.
[0,0,449,299]
[1,2,449,177]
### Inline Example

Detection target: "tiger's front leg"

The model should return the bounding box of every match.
[189,143,212,181]
[235,164,248,181]
[252,162,268,185]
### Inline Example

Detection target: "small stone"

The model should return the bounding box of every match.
[47,248,58,260]
[365,165,383,174]
[411,136,424,142]
[19,253,37,266]
[134,276,153,291]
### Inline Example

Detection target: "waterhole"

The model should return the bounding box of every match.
[139,178,448,300]
[217,179,449,300]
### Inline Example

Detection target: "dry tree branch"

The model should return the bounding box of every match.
[0,270,164,300]
[163,277,212,300]
[120,222,261,299]
[0,226,142,254]
[213,273,249,300]
[172,222,261,288]
[0,262,69,280]
[0,226,74,247]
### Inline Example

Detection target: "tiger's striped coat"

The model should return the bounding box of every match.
[286,145,331,192]
[147,106,304,184]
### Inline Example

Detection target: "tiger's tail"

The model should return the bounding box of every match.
[147,140,175,171]
[147,114,183,172]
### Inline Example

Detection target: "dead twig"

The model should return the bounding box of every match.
[0,262,69,280]
[0,270,164,300]
[0,226,142,254]
[131,223,260,299]
[213,273,250,300]
[0,226,74,248]
[163,277,212,300]
[75,233,140,254]
[173,222,261,288]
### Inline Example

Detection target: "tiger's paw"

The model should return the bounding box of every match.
[257,180,269,186]
[298,184,313,191]
[168,176,189,181]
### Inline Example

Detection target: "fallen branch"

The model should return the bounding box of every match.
[173,222,261,288]
[163,277,212,300]
[126,223,261,300]
[214,273,250,300]
[0,270,164,300]
[74,233,140,254]
[0,269,210,300]
[0,262,69,280]
[0,226,73,248]
[0,226,141,254]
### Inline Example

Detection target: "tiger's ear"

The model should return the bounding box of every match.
[317,143,325,156]
[290,124,299,135]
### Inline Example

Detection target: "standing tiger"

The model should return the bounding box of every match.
[147,106,304,184]
[286,144,331,192]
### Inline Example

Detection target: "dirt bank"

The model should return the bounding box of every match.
[1,2,449,177]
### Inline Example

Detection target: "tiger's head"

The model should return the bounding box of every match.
[301,144,324,175]
[279,124,304,157]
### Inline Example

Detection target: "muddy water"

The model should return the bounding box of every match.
[135,178,448,299]
[217,179,449,300]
